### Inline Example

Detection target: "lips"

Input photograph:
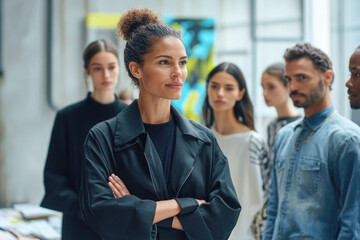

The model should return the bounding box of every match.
[166,82,183,89]
[214,99,225,104]
[102,81,112,86]
[348,90,357,99]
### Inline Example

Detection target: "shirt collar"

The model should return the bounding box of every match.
[297,105,335,131]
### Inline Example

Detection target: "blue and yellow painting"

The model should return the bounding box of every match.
[164,17,215,123]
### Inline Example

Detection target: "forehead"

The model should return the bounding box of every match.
[349,50,360,70]
[210,71,238,85]
[147,36,186,57]
[90,51,118,64]
[285,57,317,75]
[262,72,282,84]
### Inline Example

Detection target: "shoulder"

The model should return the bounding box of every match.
[184,118,215,143]
[87,116,117,140]
[56,98,87,118]
[277,118,301,136]
[328,114,360,141]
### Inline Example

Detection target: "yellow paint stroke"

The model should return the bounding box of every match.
[86,13,121,29]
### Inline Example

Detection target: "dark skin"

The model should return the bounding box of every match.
[346,49,360,109]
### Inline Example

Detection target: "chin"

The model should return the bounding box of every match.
[351,102,360,109]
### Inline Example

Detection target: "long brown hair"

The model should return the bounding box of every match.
[202,62,255,130]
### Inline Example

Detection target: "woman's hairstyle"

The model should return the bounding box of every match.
[263,62,287,87]
[83,39,119,69]
[116,8,182,87]
[202,62,255,130]
[283,43,334,89]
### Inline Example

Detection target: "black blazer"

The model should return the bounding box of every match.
[80,100,241,240]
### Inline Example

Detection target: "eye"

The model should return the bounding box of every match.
[179,60,187,66]
[92,67,102,71]
[159,60,169,65]
[299,75,307,80]
[210,84,218,89]
[109,65,116,70]
[225,87,234,91]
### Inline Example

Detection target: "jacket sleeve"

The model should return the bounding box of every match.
[177,139,241,240]
[262,160,278,240]
[79,128,156,240]
[334,136,360,239]
[41,113,78,214]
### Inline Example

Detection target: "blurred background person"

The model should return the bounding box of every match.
[118,88,134,105]
[40,39,127,239]
[203,62,267,240]
[251,62,301,239]
[346,46,360,109]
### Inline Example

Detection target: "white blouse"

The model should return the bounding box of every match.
[212,129,267,240]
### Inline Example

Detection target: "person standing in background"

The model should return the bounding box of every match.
[118,88,134,105]
[79,8,240,240]
[41,39,127,239]
[251,63,300,240]
[346,45,360,109]
[203,62,267,240]
[263,43,360,239]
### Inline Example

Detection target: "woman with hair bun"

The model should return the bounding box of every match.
[79,8,240,240]
[41,39,127,239]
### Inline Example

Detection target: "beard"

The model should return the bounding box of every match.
[290,79,325,108]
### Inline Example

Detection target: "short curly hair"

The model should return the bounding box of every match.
[116,8,182,87]
[284,43,334,89]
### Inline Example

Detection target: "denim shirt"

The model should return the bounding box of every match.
[263,105,360,240]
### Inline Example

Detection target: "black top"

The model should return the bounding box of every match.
[41,92,127,239]
[144,117,175,183]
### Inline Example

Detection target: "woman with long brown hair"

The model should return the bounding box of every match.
[203,62,267,240]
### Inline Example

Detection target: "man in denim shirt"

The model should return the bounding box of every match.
[263,43,360,239]
[346,46,360,109]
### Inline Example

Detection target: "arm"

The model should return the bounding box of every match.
[262,162,278,240]
[174,140,241,240]
[334,136,360,239]
[79,130,157,239]
[108,174,205,230]
[41,113,78,214]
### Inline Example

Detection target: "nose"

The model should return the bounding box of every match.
[172,65,182,78]
[288,80,298,92]
[217,87,225,96]
[345,78,352,88]
[263,89,267,97]
[104,69,110,78]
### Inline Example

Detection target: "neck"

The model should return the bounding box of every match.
[213,109,250,135]
[138,93,171,124]
[304,92,332,118]
[275,100,299,118]
[91,90,115,104]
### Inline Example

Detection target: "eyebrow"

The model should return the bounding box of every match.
[154,55,188,60]
[90,62,117,66]
[210,81,236,87]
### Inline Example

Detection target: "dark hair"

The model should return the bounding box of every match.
[356,45,360,50]
[83,39,119,69]
[116,8,182,87]
[283,43,333,89]
[263,62,287,87]
[202,62,255,130]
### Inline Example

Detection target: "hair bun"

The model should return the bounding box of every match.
[116,8,164,41]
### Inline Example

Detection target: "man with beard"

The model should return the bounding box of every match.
[346,46,360,109]
[263,43,360,239]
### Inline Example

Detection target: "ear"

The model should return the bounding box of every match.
[237,88,246,101]
[84,68,90,77]
[129,62,142,79]
[323,70,333,87]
